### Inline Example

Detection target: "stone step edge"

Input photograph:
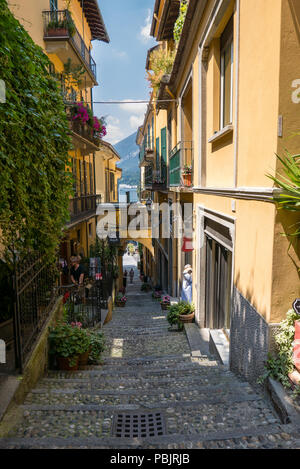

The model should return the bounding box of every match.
[21,393,266,412]
[102,353,193,363]
[29,381,252,397]
[0,423,292,448]
[46,363,221,378]
[40,373,242,387]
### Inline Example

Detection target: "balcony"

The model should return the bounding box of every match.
[68,194,101,226]
[145,167,167,192]
[139,145,155,168]
[66,106,100,156]
[43,10,97,88]
[169,141,193,189]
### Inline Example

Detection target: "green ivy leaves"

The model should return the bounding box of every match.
[0,0,73,265]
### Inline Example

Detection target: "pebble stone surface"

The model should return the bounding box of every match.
[1,256,300,449]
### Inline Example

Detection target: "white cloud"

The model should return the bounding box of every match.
[105,115,126,145]
[112,49,128,60]
[119,101,147,116]
[139,9,152,44]
[129,115,145,129]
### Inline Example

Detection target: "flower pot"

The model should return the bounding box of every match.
[161,303,170,311]
[78,349,91,366]
[179,312,195,323]
[182,173,192,187]
[116,301,126,307]
[46,28,68,37]
[57,356,79,371]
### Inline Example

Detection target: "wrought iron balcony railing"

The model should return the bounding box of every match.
[43,10,97,82]
[169,141,193,188]
[68,194,101,224]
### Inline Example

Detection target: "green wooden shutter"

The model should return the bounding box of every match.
[161,127,167,182]
[156,137,160,171]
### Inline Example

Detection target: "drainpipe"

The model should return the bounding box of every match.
[233,0,240,188]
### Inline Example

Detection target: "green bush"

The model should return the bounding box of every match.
[258,309,299,389]
[49,322,90,367]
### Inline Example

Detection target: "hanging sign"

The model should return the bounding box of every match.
[182,237,193,252]
[293,299,300,316]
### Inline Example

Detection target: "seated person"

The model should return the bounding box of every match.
[70,256,84,285]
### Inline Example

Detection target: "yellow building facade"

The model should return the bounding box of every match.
[139,0,300,383]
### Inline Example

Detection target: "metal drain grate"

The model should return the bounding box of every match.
[112,411,166,438]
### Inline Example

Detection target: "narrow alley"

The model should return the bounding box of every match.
[0,255,299,449]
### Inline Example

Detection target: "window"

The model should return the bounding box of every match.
[220,16,233,129]
[88,224,92,237]
[50,0,58,11]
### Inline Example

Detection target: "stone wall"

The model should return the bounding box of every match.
[230,288,279,384]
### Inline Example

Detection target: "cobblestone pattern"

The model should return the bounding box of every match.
[1,268,299,448]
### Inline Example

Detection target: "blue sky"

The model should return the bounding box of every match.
[92,0,157,144]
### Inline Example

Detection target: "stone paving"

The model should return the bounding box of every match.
[0,258,300,448]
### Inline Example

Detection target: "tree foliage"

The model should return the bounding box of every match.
[0,0,73,265]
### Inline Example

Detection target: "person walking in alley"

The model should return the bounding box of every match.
[181,264,192,303]
[129,268,134,284]
[123,269,128,288]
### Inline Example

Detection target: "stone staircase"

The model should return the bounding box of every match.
[0,271,299,449]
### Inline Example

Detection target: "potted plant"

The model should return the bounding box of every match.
[152,290,162,300]
[49,322,90,371]
[160,295,171,310]
[88,330,106,364]
[182,165,192,187]
[115,293,127,307]
[166,304,183,331]
[141,282,151,292]
[177,301,195,324]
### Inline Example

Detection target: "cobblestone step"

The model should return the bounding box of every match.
[1,427,298,449]
[37,373,249,392]
[24,382,259,406]
[46,359,221,379]
[4,399,281,441]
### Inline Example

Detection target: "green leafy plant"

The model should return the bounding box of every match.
[146,47,176,93]
[267,152,300,238]
[173,0,189,43]
[167,304,183,330]
[177,301,195,315]
[0,0,73,266]
[258,309,299,388]
[49,322,90,367]
[88,330,105,364]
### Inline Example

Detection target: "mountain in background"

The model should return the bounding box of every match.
[114,132,140,186]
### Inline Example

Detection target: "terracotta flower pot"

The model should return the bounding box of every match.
[57,356,79,371]
[116,301,126,307]
[78,349,91,366]
[179,312,195,323]
[47,28,68,37]
[182,173,192,187]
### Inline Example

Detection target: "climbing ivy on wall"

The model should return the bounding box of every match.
[173,0,189,43]
[0,0,73,265]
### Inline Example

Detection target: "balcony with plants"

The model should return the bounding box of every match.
[139,133,155,168]
[169,141,193,189]
[66,102,107,155]
[43,9,97,87]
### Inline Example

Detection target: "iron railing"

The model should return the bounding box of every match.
[68,194,101,224]
[43,10,97,81]
[169,141,193,187]
[13,254,59,372]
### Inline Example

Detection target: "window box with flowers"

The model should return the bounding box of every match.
[182,165,192,187]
